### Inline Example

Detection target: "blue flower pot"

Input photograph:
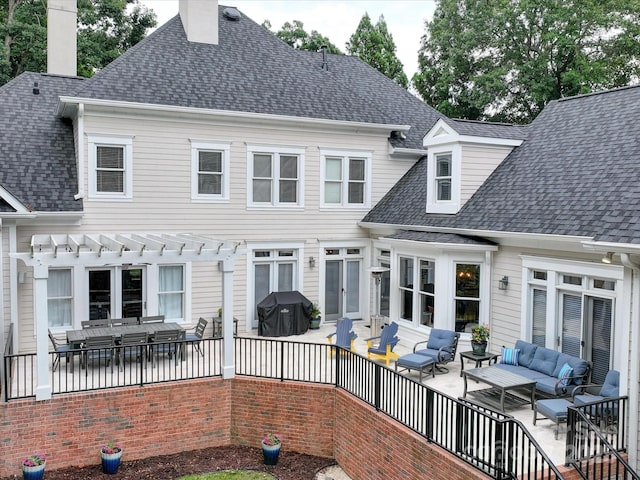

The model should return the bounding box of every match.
[261,441,281,465]
[101,451,122,474]
[22,463,45,480]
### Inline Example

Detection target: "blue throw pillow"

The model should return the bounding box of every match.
[558,363,573,387]
[501,347,520,366]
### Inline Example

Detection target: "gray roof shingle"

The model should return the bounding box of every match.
[385,231,496,246]
[364,85,640,244]
[0,73,84,212]
[77,8,443,150]
[443,118,528,140]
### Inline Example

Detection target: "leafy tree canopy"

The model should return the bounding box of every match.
[346,12,408,89]
[0,0,156,85]
[413,0,640,123]
[263,19,341,54]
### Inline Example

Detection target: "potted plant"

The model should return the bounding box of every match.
[22,454,46,480]
[471,324,490,355]
[261,433,281,465]
[100,442,123,474]
[309,304,321,329]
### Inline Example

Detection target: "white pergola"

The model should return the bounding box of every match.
[12,233,244,400]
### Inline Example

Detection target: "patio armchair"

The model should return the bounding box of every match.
[48,329,73,372]
[185,317,208,357]
[327,317,357,352]
[572,370,621,420]
[365,321,399,365]
[117,332,149,371]
[413,328,460,373]
[82,335,116,371]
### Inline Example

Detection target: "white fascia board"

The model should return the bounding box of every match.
[358,221,593,244]
[388,146,428,160]
[1,211,83,226]
[57,96,411,134]
[582,240,640,254]
[0,186,29,213]
[382,235,498,252]
[423,118,523,148]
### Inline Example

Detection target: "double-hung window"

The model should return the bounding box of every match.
[48,269,73,328]
[191,141,230,201]
[248,146,303,207]
[435,153,452,201]
[321,150,371,208]
[158,265,184,321]
[88,135,133,200]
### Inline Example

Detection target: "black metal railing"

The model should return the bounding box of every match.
[3,337,223,400]
[566,397,638,479]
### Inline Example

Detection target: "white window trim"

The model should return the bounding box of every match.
[320,149,372,209]
[426,143,461,214]
[246,145,305,209]
[245,242,305,331]
[87,135,133,201]
[190,141,231,202]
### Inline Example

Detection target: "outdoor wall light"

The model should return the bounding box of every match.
[498,276,509,291]
[601,252,614,264]
[309,256,316,268]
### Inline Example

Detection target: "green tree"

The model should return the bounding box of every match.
[346,13,408,88]
[0,0,156,85]
[413,0,640,123]
[265,19,341,54]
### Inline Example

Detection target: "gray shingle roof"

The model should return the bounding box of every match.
[0,73,84,212]
[443,118,528,140]
[385,231,496,246]
[77,8,443,150]
[364,85,640,244]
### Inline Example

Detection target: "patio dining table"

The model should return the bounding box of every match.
[66,322,186,369]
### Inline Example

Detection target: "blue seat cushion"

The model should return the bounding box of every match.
[536,398,571,421]
[426,329,456,353]
[514,340,538,368]
[600,370,620,397]
[415,347,452,363]
[529,347,560,376]
[397,353,434,369]
[493,363,548,381]
[552,354,590,385]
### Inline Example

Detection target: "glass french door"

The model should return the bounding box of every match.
[88,267,144,320]
[252,249,296,328]
[560,293,612,384]
[324,258,361,322]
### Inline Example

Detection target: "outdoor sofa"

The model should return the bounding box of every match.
[490,340,591,398]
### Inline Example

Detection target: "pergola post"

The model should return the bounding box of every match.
[221,257,235,379]
[33,264,52,400]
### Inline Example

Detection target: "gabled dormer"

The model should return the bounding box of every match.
[423,119,525,214]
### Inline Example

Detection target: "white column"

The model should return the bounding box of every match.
[33,264,52,400]
[221,257,235,379]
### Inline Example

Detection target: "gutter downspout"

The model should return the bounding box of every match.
[621,253,639,470]
[74,103,84,200]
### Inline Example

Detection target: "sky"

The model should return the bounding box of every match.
[141,0,437,81]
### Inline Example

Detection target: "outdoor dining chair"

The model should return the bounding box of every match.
[185,317,208,357]
[111,317,139,327]
[139,315,165,324]
[48,329,73,372]
[150,329,182,366]
[81,318,111,329]
[82,335,116,372]
[117,332,149,371]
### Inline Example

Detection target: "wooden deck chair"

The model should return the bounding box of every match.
[366,321,400,365]
[327,317,357,353]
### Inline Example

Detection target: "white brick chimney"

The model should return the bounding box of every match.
[47,0,77,76]
[179,0,218,45]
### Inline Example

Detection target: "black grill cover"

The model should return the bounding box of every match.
[257,291,312,337]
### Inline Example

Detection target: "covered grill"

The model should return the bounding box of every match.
[257,291,312,337]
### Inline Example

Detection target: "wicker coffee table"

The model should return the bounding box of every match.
[462,366,536,412]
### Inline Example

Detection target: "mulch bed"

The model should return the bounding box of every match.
[2,446,336,480]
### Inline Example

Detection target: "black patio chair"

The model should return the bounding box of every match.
[117,332,149,371]
[48,329,73,372]
[82,335,116,372]
[185,317,208,357]
[150,329,182,366]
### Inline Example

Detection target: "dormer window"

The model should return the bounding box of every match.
[435,153,452,201]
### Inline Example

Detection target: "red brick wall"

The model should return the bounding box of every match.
[1,378,565,479]
[0,379,231,476]
[333,389,489,480]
